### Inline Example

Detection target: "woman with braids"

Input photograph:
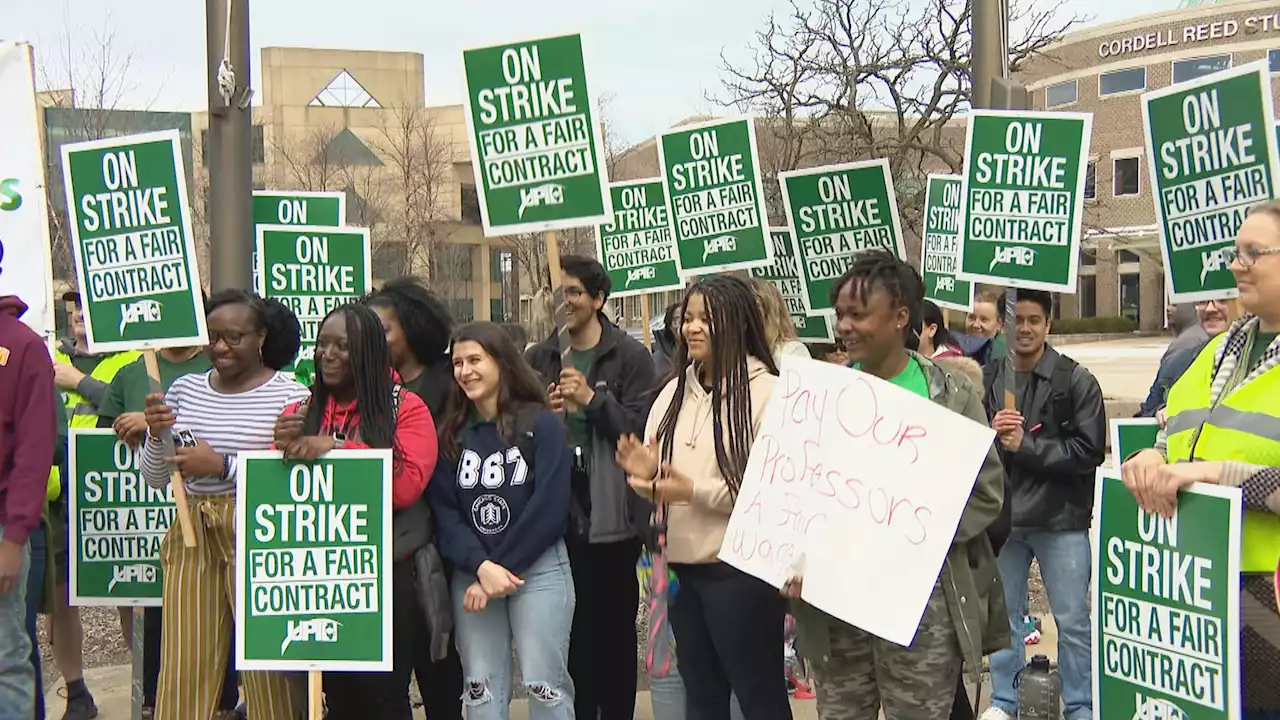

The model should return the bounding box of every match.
[140,290,311,719]
[615,275,792,720]
[784,251,1007,720]
[429,322,574,720]
[366,277,464,719]
[273,303,438,718]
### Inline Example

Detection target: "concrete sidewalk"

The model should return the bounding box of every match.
[48,616,1060,719]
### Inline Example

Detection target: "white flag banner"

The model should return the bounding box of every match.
[0,41,55,336]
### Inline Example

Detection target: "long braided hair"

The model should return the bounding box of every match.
[303,303,398,451]
[655,275,777,499]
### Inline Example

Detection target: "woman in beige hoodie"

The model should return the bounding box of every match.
[617,275,792,720]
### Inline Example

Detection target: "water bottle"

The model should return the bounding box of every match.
[1016,654,1061,719]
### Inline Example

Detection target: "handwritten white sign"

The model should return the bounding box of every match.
[719,356,996,646]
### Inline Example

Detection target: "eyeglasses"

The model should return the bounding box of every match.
[1221,245,1280,270]
[208,330,250,347]
[1194,299,1229,309]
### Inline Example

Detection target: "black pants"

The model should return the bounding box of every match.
[412,565,463,720]
[566,539,642,720]
[325,560,418,720]
[325,558,465,720]
[669,562,792,720]
[142,607,238,710]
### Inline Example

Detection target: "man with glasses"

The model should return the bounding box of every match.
[525,255,657,720]
[1137,297,1231,418]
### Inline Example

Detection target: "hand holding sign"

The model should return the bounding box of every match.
[719,357,994,646]
[143,393,174,435]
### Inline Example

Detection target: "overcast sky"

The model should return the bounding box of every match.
[10,0,1175,144]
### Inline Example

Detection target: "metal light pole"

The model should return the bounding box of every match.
[972,0,1026,408]
[206,0,253,292]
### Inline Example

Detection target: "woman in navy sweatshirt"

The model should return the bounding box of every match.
[429,321,574,720]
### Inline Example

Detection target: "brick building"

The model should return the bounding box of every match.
[1016,0,1280,329]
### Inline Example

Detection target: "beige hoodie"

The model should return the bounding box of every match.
[642,356,777,564]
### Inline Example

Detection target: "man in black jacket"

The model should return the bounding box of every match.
[525,255,656,720]
[979,290,1105,720]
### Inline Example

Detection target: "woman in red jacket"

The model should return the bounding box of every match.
[273,302,437,719]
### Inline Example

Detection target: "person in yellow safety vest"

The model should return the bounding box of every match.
[48,290,139,720]
[1122,199,1280,718]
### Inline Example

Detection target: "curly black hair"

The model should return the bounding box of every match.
[204,289,302,370]
[828,250,925,339]
[366,276,454,366]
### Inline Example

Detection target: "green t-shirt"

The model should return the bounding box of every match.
[566,347,598,459]
[855,357,930,399]
[1247,332,1277,374]
[98,352,212,420]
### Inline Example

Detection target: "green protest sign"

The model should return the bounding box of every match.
[748,229,834,343]
[596,179,683,298]
[1109,419,1161,469]
[1142,61,1280,304]
[778,160,905,313]
[236,451,393,671]
[659,117,772,276]
[1093,470,1240,720]
[462,33,611,236]
[68,429,173,606]
[922,175,973,313]
[251,191,347,289]
[958,110,1092,292]
[256,226,372,383]
[60,130,207,352]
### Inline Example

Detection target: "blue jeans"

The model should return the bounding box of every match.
[25,524,46,720]
[989,529,1092,720]
[453,541,575,720]
[0,525,34,720]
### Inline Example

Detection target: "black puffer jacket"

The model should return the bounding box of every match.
[982,344,1106,531]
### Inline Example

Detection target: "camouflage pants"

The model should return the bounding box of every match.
[812,577,961,720]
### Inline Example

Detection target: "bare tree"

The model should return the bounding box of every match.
[36,10,163,283]
[270,124,344,193]
[718,0,1085,259]
[373,104,455,276]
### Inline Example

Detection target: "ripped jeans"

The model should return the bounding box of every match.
[453,541,576,720]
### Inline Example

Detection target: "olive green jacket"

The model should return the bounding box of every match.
[792,352,1010,687]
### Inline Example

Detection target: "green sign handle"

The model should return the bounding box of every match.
[143,351,197,548]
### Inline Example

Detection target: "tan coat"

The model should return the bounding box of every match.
[643,357,777,564]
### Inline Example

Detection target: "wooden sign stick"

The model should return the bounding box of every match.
[142,350,197,547]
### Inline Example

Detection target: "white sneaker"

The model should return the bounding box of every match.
[979,708,1015,720]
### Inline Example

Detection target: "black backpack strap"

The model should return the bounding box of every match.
[1049,354,1079,433]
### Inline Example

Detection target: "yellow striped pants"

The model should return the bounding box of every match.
[155,494,302,720]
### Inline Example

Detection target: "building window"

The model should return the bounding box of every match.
[1099,67,1146,96]
[450,299,475,323]
[1045,80,1077,108]
[1270,49,1280,74]
[1081,248,1096,267]
[1120,274,1140,322]
[1084,161,1096,200]
[461,185,481,224]
[1172,55,1232,84]
[1119,250,1141,264]
[310,70,382,109]
[251,124,265,164]
[1113,157,1140,197]
[1079,275,1097,318]
[373,243,408,279]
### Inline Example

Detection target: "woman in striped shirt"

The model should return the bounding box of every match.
[141,290,310,720]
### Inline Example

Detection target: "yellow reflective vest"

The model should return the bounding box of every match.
[53,347,140,428]
[1165,332,1280,573]
[49,347,140,500]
